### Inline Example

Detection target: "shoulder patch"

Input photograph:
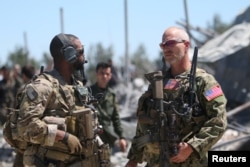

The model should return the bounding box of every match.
[26,85,38,101]
[204,85,223,101]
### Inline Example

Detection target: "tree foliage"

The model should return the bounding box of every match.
[209,14,231,34]
[129,44,156,80]
[6,46,40,69]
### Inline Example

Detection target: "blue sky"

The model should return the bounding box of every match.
[0,0,249,66]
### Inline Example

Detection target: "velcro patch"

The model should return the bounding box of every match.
[26,85,38,101]
[204,85,223,101]
[164,79,179,90]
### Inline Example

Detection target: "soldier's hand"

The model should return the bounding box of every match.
[63,132,82,154]
[170,142,193,163]
[119,138,127,152]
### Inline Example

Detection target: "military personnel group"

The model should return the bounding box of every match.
[0,26,227,167]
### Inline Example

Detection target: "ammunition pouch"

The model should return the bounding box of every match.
[25,141,111,167]
[24,145,83,166]
[71,108,99,140]
[23,107,109,167]
[43,116,66,131]
[98,144,111,167]
[3,119,18,148]
[65,115,78,135]
[3,109,27,152]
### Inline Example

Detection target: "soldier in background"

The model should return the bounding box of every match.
[90,62,127,154]
[0,65,22,126]
[3,33,110,167]
[21,65,36,83]
[125,26,227,167]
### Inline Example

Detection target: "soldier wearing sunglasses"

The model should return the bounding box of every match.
[126,26,227,167]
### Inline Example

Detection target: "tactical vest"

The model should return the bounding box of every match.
[3,72,110,167]
[135,69,208,156]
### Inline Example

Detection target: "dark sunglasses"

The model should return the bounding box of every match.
[76,47,84,56]
[77,48,84,54]
[159,39,185,48]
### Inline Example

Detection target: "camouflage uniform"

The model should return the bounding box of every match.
[90,83,125,147]
[127,68,227,167]
[4,69,110,167]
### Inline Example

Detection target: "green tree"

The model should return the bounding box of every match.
[6,46,40,69]
[129,44,156,80]
[209,14,230,34]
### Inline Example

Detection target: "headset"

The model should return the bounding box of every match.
[56,33,77,64]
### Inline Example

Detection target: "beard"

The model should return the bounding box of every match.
[165,52,184,65]
[74,60,84,70]
[73,60,88,84]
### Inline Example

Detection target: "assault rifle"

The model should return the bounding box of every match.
[188,46,198,112]
[145,71,170,167]
[174,46,200,123]
[185,46,202,119]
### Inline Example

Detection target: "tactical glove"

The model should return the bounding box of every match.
[62,132,82,154]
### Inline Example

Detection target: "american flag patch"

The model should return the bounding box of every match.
[164,79,179,90]
[204,85,223,101]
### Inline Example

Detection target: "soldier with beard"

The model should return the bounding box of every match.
[3,33,110,167]
[125,27,227,167]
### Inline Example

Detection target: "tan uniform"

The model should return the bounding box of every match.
[4,69,110,167]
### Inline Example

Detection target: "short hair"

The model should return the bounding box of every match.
[49,33,79,59]
[21,65,35,79]
[162,26,190,42]
[95,62,111,72]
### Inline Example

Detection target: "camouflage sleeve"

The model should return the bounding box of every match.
[187,73,227,158]
[127,89,152,163]
[16,77,58,146]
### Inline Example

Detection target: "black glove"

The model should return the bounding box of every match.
[62,132,82,154]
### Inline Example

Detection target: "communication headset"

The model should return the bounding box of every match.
[56,33,77,64]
